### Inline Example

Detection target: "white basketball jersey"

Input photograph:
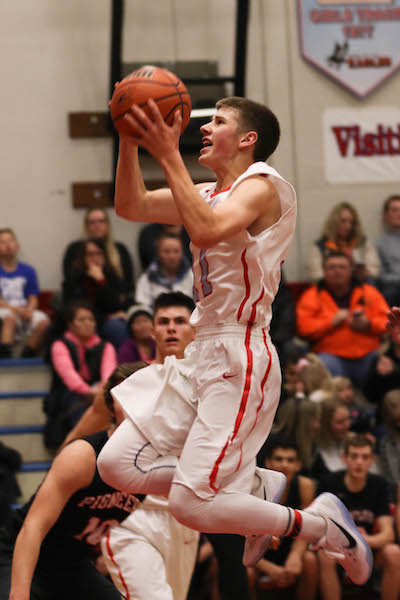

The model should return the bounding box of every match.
[190,161,297,329]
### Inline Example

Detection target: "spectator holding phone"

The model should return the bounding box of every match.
[297,251,389,385]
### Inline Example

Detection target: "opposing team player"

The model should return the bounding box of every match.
[98,95,372,584]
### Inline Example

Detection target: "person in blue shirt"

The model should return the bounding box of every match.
[0,228,50,358]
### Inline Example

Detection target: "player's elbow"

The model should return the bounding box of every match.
[191,236,213,249]
[115,202,135,222]
[190,230,220,249]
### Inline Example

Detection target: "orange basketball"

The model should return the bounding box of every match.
[110,65,191,136]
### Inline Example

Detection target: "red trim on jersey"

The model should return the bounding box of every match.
[210,186,231,198]
[209,288,265,492]
[192,262,199,302]
[199,249,212,297]
[105,531,130,599]
[237,249,250,321]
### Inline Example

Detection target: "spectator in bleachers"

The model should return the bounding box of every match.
[136,232,193,309]
[269,271,297,368]
[315,397,361,477]
[297,251,389,386]
[0,228,50,358]
[63,207,135,296]
[379,390,400,503]
[377,194,400,307]
[252,440,317,600]
[117,304,155,364]
[259,397,322,478]
[138,222,191,270]
[281,347,308,398]
[317,434,400,600]
[63,239,132,348]
[363,323,400,427]
[44,300,117,447]
[307,201,380,283]
[331,376,373,433]
[295,353,334,404]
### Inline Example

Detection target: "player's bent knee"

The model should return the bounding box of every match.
[169,484,203,530]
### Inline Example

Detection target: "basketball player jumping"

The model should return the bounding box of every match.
[98,95,372,585]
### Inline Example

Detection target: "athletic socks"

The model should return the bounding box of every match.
[284,507,327,542]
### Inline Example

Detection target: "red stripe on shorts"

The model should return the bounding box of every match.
[209,287,265,492]
[249,327,272,435]
[105,531,130,599]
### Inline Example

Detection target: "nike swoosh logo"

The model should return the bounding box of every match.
[222,373,237,379]
[263,486,267,501]
[330,518,357,549]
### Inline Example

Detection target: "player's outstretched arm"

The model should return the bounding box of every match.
[9,441,95,600]
[115,128,182,225]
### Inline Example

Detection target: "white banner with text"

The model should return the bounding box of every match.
[323,106,400,183]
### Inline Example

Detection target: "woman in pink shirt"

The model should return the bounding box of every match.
[45,301,117,447]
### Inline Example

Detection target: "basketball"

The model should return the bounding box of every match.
[110,65,191,136]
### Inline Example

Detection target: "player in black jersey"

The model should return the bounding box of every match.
[317,434,400,600]
[0,362,147,600]
[252,440,318,600]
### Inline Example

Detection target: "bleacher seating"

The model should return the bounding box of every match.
[0,357,53,503]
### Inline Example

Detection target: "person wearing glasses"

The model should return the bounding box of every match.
[62,208,135,299]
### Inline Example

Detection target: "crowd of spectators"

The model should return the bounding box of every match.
[1,195,400,599]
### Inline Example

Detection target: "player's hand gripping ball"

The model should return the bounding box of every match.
[110,65,191,136]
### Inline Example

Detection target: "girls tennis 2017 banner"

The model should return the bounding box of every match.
[297,0,400,98]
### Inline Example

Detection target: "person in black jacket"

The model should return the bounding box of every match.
[0,362,146,600]
[269,271,296,368]
[0,442,22,527]
[363,325,400,428]
[63,208,134,292]
[63,238,132,348]
[138,223,191,271]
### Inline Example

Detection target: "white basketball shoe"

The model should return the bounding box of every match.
[242,467,287,567]
[305,492,373,585]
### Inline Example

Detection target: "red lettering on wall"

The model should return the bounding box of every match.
[331,124,400,157]
[331,126,358,157]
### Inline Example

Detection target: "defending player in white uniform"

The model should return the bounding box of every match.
[102,494,198,600]
[98,96,373,585]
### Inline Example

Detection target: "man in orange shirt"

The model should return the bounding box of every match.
[297,251,388,385]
